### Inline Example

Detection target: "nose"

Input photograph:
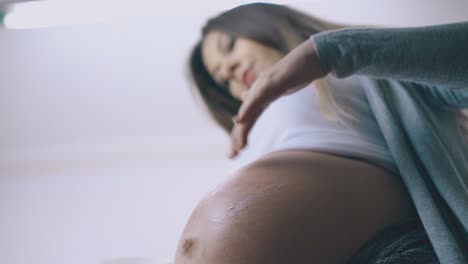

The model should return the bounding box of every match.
[219,58,240,83]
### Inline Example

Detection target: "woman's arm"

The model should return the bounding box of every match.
[231,22,468,156]
[312,22,468,89]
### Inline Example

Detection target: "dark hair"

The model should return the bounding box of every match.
[189,3,341,132]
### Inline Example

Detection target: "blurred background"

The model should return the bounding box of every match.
[0,0,467,263]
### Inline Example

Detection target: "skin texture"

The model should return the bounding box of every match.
[175,150,417,264]
[201,31,285,100]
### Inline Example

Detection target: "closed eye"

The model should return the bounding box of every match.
[226,36,236,52]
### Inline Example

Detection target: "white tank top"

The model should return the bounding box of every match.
[229,75,398,174]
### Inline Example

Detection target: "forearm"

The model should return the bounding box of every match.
[311,22,468,89]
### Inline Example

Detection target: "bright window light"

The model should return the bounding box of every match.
[3,0,165,29]
[3,0,303,29]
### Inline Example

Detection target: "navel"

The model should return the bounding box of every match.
[181,237,196,257]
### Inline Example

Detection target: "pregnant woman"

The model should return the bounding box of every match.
[175,3,468,264]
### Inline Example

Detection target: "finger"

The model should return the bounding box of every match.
[236,97,259,124]
[236,104,262,134]
[232,109,260,154]
[236,84,266,123]
[235,124,247,150]
[230,123,251,156]
[232,115,239,125]
[229,124,242,157]
[240,90,249,101]
[238,121,252,150]
[228,148,238,159]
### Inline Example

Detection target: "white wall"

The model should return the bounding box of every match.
[1,1,467,264]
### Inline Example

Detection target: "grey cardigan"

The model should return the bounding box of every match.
[312,22,468,263]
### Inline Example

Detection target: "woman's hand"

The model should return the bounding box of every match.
[229,39,327,158]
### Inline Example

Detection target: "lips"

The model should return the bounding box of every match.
[242,68,255,88]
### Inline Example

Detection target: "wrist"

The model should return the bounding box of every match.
[309,35,329,78]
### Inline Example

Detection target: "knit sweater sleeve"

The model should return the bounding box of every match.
[310,22,468,89]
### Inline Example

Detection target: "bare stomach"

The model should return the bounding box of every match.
[176,150,417,264]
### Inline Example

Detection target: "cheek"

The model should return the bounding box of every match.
[264,50,282,65]
[251,51,279,73]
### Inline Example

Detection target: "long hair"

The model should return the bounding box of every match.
[189,3,345,133]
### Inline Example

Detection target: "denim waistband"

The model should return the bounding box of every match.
[347,217,440,264]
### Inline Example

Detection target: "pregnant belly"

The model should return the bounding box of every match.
[175,150,417,264]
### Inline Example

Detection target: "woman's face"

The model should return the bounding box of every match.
[201,31,285,100]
